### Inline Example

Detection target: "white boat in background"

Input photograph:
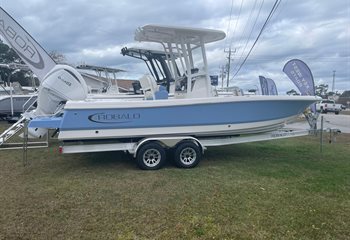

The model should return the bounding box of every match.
[77,64,143,99]
[0,63,38,120]
[0,94,37,119]
[77,64,130,94]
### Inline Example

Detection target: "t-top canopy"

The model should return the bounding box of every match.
[135,25,226,44]
[76,64,125,73]
[121,47,179,59]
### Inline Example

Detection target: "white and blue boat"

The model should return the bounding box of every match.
[29,95,318,140]
[27,25,319,140]
[1,8,321,169]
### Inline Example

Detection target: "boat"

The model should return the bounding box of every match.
[30,95,316,140]
[0,7,320,169]
[0,94,37,119]
[77,64,143,99]
[27,25,319,140]
[0,63,37,120]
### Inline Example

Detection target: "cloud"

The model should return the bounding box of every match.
[1,0,349,93]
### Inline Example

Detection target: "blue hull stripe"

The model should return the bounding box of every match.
[57,100,310,131]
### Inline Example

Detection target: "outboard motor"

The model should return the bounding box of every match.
[28,65,88,138]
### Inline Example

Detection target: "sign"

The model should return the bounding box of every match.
[283,59,315,96]
[283,59,316,112]
[210,75,218,86]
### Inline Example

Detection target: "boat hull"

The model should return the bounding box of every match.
[0,94,37,116]
[44,95,319,140]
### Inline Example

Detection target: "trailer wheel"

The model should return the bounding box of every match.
[174,141,202,168]
[136,142,166,170]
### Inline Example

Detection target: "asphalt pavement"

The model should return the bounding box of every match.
[288,111,350,133]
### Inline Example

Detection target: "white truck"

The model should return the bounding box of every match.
[316,99,343,114]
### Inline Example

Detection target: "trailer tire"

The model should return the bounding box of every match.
[174,141,202,168]
[136,142,166,170]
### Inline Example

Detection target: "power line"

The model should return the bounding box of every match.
[226,0,257,87]
[224,0,235,50]
[253,0,287,50]
[231,0,282,79]
[230,0,264,76]
[230,0,256,53]
[228,0,244,50]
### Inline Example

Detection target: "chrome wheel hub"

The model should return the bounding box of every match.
[143,149,161,167]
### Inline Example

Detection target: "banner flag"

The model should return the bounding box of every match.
[283,59,315,96]
[266,78,278,95]
[259,76,269,95]
[259,76,278,95]
[283,59,316,112]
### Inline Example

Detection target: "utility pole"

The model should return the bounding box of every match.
[224,47,235,89]
[220,65,226,89]
[332,70,336,93]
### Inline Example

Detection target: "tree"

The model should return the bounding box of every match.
[49,50,66,64]
[0,40,38,86]
[286,89,300,96]
[0,39,23,64]
[314,84,342,99]
[315,84,328,97]
[0,39,67,86]
[248,89,257,94]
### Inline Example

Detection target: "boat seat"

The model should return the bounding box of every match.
[139,74,159,99]
[154,85,168,100]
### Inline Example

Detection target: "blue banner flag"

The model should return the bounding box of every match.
[283,59,316,113]
[259,76,278,95]
[266,78,278,95]
[283,59,315,96]
[259,76,269,95]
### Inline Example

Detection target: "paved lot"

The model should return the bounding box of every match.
[289,111,350,133]
[317,113,350,133]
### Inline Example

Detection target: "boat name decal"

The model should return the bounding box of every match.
[88,112,141,124]
[58,75,72,87]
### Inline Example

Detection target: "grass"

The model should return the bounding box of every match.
[0,122,349,239]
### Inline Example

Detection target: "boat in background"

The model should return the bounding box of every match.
[0,63,37,120]
[77,64,131,94]
[77,64,143,99]
[0,93,37,120]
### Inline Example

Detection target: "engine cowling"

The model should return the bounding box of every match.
[28,64,88,138]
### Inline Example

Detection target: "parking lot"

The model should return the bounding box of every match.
[289,110,350,133]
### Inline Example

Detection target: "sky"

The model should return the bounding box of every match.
[1,0,349,94]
